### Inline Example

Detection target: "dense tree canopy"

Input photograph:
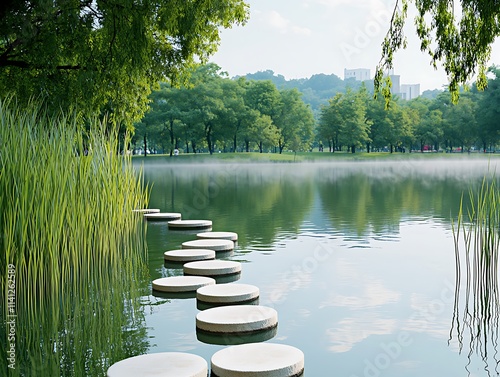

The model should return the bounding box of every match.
[136,64,315,154]
[0,0,248,126]
[376,0,500,101]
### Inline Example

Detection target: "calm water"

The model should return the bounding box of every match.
[137,158,500,377]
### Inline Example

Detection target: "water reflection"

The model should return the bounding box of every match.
[137,158,500,377]
[141,160,497,244]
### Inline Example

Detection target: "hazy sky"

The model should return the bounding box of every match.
[211,0,500,92]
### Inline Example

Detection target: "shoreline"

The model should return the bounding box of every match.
[132,151,500,164]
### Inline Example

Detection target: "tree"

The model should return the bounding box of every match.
[366,94,392,152]
[218,78,248,152]
[142,83,187,156]
[0,0,248,126]
[376,0,498,102]
[476,67,500,151]
[275,88,315,153]
[339,89,371,153]
[318,94,344,152]
[414,109,443,152]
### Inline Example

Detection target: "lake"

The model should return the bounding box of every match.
[137,157,500,377]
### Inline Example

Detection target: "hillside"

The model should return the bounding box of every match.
[237,70,442,116]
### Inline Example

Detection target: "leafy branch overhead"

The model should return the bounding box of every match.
[376,0,498,102]
[0,0,249,125]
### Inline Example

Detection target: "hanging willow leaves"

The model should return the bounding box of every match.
[376,0,498,103]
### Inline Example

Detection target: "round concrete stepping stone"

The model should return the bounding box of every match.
[182,239,234,252]
[152,276,215,293]
[152,290,198,300]
[164,249,215,263]
[132,208,160,214]
[107,352,207,377]
[197,283,259,305]
[211,343,304,377]
[168,219,212,229]
[196,305,277,334]
[144,212,181,221]
[196,325,276,345]
[184,260,241,277]
[196,231,238,241]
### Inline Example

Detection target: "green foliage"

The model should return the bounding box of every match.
[0,0,249,126]
[376,0,498,102]
[241,70,369,115]
[0,99,149,376]
[452,175,500,361]
[138,64,315,154]
[318,87,371,153]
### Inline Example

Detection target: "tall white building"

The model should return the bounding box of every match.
[400,84,420,100]
[344,68,370,82]
[389,74,401,94]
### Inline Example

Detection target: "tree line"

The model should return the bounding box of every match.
[320,67,500,153]
[134,64,315,155]
[136,65,500,155]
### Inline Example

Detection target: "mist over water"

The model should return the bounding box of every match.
[136,157,500,182]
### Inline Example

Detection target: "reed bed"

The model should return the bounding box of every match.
[451,175,500,369]
[0,99,150,376]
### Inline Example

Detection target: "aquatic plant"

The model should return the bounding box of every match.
[451,175,500,373]
[0,99,150,376]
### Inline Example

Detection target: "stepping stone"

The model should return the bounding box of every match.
[152,290,198,300]
[107,352,208,377]
[151,276,215,293]
[197,283,259,305]
[182,239,234,252]
[168,219,212,229]
[184,260,241,277]
[195,305,277,334]
[132,208,160,214]
[164,249,215,263]
[144,212,181,221]
[211,343,304,377]
[196,231,238,241]
[196,325,276,346]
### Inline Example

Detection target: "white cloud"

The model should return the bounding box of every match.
[319,280,401,309]
[259,10,312,36]
[327,317,397,353]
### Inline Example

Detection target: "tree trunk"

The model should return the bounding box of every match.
[206,123,213,155]
[245,140,250,152]
[390,144,394,153]
[259,141,263,153]
[351,145,355,153]
[169,120,174,157]
[233,135,237,153]
[143,133,147,157]
[366,142,370,153]
[185,141,190,153]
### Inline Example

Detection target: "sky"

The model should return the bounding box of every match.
[211,0,500,92]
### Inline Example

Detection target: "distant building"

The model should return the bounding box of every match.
[344,68,370,82]
[384,69,420,99]
[389,74,401,95]
[400,84,420,100]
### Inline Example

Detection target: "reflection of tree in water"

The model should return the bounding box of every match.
[144,165,315,246]
[450,177,500,376]
[316,164,472,237]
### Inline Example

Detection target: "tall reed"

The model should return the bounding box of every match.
[0,99,150,376]
[451,175,500,370]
